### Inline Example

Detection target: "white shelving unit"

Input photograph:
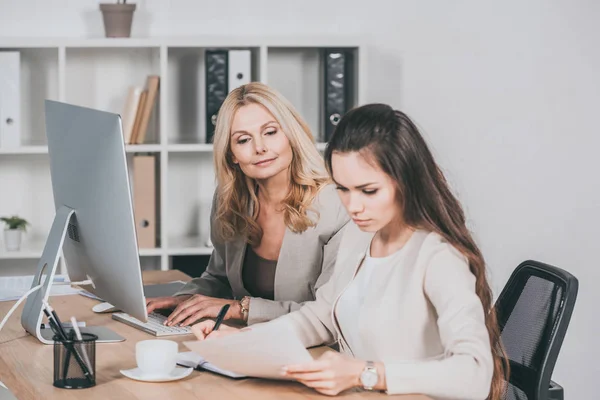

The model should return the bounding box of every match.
[0,37,366,275]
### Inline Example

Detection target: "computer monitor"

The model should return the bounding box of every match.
[21,100,148,344]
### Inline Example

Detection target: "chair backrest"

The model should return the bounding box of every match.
[495,260,578,400]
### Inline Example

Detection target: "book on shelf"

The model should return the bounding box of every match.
[129,89,147,144]
[121,75,160,145]
[135,75,160,144]
[121,86,143,144]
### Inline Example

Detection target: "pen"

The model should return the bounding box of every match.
[70,316,93,373]
[213,304,230,331]
[42,301,94,385]
[42,301,75,383]
[42,301,69,340]
[41,307,63,339]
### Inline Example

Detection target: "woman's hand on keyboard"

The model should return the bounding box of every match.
[191,320,243,340]
[146,295,191,314]
[165,295,240,327]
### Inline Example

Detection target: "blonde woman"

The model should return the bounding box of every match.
[146,82,349,327]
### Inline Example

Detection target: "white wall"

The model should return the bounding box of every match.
[2,0,599,397]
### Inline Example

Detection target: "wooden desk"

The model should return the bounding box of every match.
[0,270,430,400]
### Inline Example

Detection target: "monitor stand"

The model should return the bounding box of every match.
[20,206,125,344]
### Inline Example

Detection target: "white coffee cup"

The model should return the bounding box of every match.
[135,339,178,376]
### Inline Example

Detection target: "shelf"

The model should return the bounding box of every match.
[267,47,322,138]
[0,37,363,276]
[167,144,213,152]
[0,142,324,155]
[138,248,164,257]
[0,144,163,155]
[168,237,213,256]
[125,144,163,153]
[165,143,326,152]
[0,146,48,155]
[0,240,47,259]
[66,47,161,144]
[18,48,59,146]
[0,36,363,49]
[0,240,163,259]
[0,38,161,49]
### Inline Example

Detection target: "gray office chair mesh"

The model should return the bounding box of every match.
[495,260,578,400]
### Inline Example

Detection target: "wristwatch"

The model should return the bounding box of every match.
[239,296,250,322]
[359,361,378,390]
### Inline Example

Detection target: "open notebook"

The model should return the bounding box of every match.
[176,351,246,379]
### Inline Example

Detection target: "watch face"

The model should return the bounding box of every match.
[360,368,378,388]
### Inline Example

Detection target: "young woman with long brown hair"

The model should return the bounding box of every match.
[194,103,507,399]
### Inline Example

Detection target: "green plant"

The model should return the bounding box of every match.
[0,215,29,231]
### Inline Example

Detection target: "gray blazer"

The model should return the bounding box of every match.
[175,184,350,325]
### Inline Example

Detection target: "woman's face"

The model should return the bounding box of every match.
[331,151,401,233]
[229,103,293,181]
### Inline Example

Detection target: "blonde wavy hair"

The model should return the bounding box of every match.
[212,82,329,245]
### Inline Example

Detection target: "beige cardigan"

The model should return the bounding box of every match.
[175,184,350,325]
[262,223,494,399]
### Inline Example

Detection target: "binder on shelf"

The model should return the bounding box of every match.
[133,154,159,248]
[228,50,252,92]
[205,49,252,144]
[0,51,21,148]
[205,50,228,144]
[323,49,354,142]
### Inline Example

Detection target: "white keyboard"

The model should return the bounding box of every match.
[112,311,193,337]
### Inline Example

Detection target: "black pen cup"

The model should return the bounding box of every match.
[53,333,98,389]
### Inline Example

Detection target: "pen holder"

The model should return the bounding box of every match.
[53,333,98,389]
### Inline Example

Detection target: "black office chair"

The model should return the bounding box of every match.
[495,260,578,400]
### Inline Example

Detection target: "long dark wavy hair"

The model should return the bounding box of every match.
[324,103,508,400]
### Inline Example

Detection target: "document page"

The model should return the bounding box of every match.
[184,321,312,380]
[0,274,80,302]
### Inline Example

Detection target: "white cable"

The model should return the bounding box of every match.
[0,284,43,334]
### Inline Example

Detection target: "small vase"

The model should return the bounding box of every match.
[100,3,137,38]
[3,229,22,251]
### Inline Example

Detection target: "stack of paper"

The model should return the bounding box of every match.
[0,274,80,302]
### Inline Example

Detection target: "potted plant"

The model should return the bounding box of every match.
[1,215,29,251]
[100,0,137,38]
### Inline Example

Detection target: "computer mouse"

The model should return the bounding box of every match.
[92,302,119,313]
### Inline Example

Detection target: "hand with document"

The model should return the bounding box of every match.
[183,322,312,380]
[189,319,367,396]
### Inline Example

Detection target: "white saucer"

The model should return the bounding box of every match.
[120,366,194,382]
